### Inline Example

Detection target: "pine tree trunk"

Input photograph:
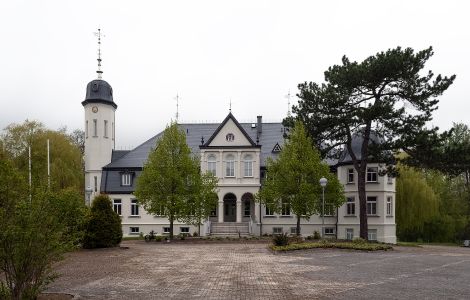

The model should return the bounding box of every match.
[296,215,301,236]
[358,169,368,240]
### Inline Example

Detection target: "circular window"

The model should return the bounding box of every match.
[226,133,235,142]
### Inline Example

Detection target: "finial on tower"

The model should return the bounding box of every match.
[94,28,105,79]
[229,99,232,112]
[174,93,180,122]
[285,90,292,117]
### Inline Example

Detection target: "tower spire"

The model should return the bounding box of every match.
[174,93,180,122]
[285,90,292,117]
[94,28,105,79]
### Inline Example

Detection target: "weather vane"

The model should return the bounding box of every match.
[285,90,292,117]
[174,93,180,122]
[94,28,105,79]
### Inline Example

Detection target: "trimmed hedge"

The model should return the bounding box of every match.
[271,240,393,252]
[83,194,122,248]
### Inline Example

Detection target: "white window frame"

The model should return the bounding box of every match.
[180,227,190,234]
[130,227,140,235]
[367,196,377,215]
[122,173,132,186]
[207,154,217,176]
[368,229,377,241]
[104,120,108,138]
[324,227,335,236]
[265,206,274,216]
[244,154,253,177]
[155,205,165,216]
[113,199,122,216]
[290,227,298,235]
[386,196,393,216]
[346,197,355,216]
[163,227,170,234]
[225,154,235,177]
[387,175,393,184]
[324,203,335,216]
[273,227,283,235]
[93,119,98,137]
[281,202,291,216]
[366,167,378,182]
[347,168,354,183]
[346,228,354,240]
[131,199,139,216]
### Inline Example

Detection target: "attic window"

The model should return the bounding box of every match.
[121,172,134,186]
[272,143,282,153]
[226,133,235,142]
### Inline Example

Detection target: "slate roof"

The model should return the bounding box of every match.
[103,122,286,169]
[82,79,117,109]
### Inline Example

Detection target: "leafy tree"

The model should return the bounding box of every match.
[0,120,83,192]
[135,122,218,239]
[256,121,344,236]
[83,194,122,248]
[0,158,71,299]
[396,164,439,240]
[286,47,455,239]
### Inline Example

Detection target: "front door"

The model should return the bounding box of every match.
[224,200,236,222]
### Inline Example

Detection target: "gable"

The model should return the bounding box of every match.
[208,118,254,146]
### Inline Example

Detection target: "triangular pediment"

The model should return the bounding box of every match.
[204,113,256,147]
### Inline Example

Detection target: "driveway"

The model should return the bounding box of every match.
[47,241,470,299]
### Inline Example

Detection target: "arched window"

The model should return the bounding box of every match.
[225,154,235,177]
[207,154,216,176]
[244,154,253,177]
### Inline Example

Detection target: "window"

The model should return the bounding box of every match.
[290,227,298,235]
[347,168,354,183]
[131,199,139,216]
[122,173,132,186]
[130,227,139,235]
[180,227,190,234]
[226,133,235,142]
[207,155,217,176]
[324,204,335,216]
[163,227,170,234]
[225,154,235,177]
[244,154,253,177]
[273,227,283,235]
[366,167,378,182]
[85,121,89,138]
[281,202,291,216]
[368,229,377,241]
[93,119,97,137]
[244,201,251,217]
[346,228,354,240]
[367,196,377,215]
[155,205,165,216]
[94,176,97,192]
[104,120,108,138]
[387,196,393,216]
[324,227,335,236]
[265,206,274,216]
[387,175,393,184]
[346,197,355,216]
[112,122,115,140]
[113,199,122,216]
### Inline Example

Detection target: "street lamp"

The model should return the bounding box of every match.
[85,186,93,207]
[319,177,328,238]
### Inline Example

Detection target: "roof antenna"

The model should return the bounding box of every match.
[285,90,292,117]
[174,93,180,122]
[94,28,105,79]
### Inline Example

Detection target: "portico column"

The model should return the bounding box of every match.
[254,202,260,223]
[236,199,242,223]
[218,200,224,223]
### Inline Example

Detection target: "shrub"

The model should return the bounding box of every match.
[313,231,321,240]
[352,237,367,244]
[154,235,163,242]
[83,194,122,249]
[193,231,198,237]
[273,233,290,246]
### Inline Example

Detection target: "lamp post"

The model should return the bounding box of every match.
[85,186,93,207]
[319,177,328,238]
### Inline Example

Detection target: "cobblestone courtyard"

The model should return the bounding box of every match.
[47,241,470,299]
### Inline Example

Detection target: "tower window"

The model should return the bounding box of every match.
[85,121,89,138]
[112,122,115,140]
[93,119,98,137]
[104,120,108,138]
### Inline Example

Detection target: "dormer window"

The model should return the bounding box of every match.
[121,173,132,186]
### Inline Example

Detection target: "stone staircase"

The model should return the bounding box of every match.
[210,222,250,236]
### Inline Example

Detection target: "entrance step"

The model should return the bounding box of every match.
[211,222,249,235]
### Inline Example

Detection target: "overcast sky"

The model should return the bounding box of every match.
[0,0,468,149]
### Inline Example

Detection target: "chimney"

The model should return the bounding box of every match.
[257,116,262,136]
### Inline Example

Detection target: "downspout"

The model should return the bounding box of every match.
[335,207,339,239]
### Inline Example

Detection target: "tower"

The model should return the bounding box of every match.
[82,29,117,200]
